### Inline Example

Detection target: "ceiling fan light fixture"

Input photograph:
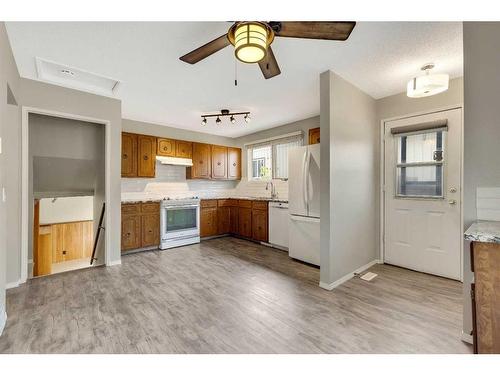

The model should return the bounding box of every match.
[407,63,449,98]
[232,22,272,64]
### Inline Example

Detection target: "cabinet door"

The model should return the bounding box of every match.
[200,207,218,237]
[176,140,193,158]
[211,145,228,179]
[309,127,320,145]
[157,138,176,157]
[229,206,239,234]
[141,213,160,247]
[227,147,241,180]
[62,222,84,261]
[238,208,252,238]
[122,215,141,250]
[189,143,211,179]
[138,135,157,177]
[252,209,268,242]
[121,133,138,177]
[217,206,231,235]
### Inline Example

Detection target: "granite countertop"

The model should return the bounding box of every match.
[464,221,500,243]
[121,195,288,204]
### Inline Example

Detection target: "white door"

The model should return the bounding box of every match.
[288,146,308,217]
[306,144,320,218]
[384,108,462,280]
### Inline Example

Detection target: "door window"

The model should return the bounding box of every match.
[395,130,445,198]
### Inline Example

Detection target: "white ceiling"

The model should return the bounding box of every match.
[6,22,463,137]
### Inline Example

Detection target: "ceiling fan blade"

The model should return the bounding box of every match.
[274,21,356,41]
[258,46,281,79]
[180,34,230,64]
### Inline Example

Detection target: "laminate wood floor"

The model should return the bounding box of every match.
[0,237,472,353]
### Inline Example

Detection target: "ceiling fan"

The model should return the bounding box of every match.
[180,21,356,79]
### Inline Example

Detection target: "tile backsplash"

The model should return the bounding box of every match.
[121,162,289,200]
[477,187,500,221]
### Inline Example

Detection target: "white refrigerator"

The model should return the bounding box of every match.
[288,143,320,265]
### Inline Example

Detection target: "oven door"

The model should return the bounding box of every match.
[162,204,200,240]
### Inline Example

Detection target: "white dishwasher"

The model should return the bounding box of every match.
[269,201,289,250]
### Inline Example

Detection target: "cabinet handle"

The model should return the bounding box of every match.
[123,154,128,159]
[163,147,168,151]
[126,232,130,236]
[233,163,236,166]
[217,162,221,166]
[144,155,149,160]
[199,160,203,164]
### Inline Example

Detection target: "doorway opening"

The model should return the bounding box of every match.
[28,113,105,278]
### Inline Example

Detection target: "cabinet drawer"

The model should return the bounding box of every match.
[122,203,140,215]
[201,199,218,208]
[218,199,234,207]
[252,201,268,210]
[141,202,160,213]
[238,200,252,208]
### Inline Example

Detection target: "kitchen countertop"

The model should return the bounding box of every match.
[121,194,288,204]
[464,220,500,244]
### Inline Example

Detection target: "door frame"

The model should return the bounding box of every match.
[379,104,464,281]
[20,106,111,284]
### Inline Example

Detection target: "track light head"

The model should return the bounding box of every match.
[216,116,221,125]
[230,115,236,124]
[201,117,207,126]
[244,114,251,123]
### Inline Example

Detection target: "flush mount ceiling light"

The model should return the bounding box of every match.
[407,63,449,98]
[200,109,251,126]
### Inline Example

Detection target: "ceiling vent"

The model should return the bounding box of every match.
[35,57,120,96]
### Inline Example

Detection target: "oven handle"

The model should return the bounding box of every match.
[164,204,200,210]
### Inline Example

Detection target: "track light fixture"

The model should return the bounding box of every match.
[200,109,251,126]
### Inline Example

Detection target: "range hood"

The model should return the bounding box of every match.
[156,155,193,167]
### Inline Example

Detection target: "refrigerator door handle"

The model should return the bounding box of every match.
[290,215,320,223]
[305,148,311,212]
[302,150,308,208]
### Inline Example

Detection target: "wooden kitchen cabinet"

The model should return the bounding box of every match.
[229,206,239,234]
[121,133,138,177]
[211,145,228,179]
[470,241,500,353]
[309,127,320,145]
[137,135,157,177]
[200,200,218,237]
[252,201,268,242]
[217,206,231,235]
[238,205,253,238]
[121,202,160,251]
[157,138,176,157]
[227,147,241,180]
[188,143,212,179]
[176,140,193,158]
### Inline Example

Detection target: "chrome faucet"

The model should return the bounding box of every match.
[266,181,277,199]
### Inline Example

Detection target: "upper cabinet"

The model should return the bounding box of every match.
[309,127,320,145]
[121,133,156,178]
[121,133,138,177]
[157,138,193,159]
[137,135,157,177]
[188,142,212,179]
[157,138,175,157]
[227,147,242,180]
[211,145,228,179]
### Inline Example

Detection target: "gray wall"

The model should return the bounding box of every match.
[320,71,378,286]
[234,116,319,178]
[0,22,20,332]
[27,114,105,268]
[3,78,122,284]
[462,22,500,337]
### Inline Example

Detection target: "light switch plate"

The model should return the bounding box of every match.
[2,187,6,203]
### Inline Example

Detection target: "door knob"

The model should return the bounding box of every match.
[448,199,457,205]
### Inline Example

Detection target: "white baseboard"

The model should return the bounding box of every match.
[6,280,21,289]
[461,331,473,345]
[0,310,6,336]
[319,259,381,290]
[107,259,122,267]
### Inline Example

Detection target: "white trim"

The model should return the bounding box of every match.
[107,259,122,267]
[0,311,6,336]
[319,259,380,290]
[21,106,112,284]
[379,104,464,282]
[243,131,303,147]
[6,280,20,289]
[461,331,473,345]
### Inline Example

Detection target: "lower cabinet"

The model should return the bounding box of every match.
[200,199,268,242]
[121,202,160,251]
